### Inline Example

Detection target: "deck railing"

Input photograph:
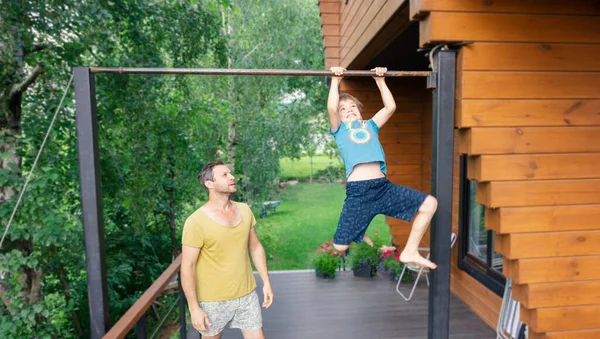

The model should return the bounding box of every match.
[103,254,187,339]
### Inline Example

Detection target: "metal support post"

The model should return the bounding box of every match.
[74,67,109,338]
[427,49,457,339]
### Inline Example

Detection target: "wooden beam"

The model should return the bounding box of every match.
[545,329,600,339]
[420,12,600,46]
[513,280,600,308]
[486,205,600,234]
[468,153,600,181]
[341,0,409,68]
[386,153,422,165]
[496,231,600,259]
[456,99,600,128]
[460,43,600,72]
[522,305,600,332]
[477,179,600,208]
[460,72,600,100]
[458,127,600,155]
[410,0,600,18]
[379,133,422,144]
[507,256,600,284]
[386,164,421,176]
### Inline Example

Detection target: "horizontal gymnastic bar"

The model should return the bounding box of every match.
[89,67,430,77]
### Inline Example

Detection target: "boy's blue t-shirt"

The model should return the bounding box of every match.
[330,119,386,178]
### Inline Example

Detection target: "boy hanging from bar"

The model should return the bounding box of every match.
[327,66,438,269]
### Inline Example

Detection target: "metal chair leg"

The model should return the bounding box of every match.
[396,266,425,302]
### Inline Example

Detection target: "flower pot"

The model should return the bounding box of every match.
[353,263,375,278]
[315,269,335,279]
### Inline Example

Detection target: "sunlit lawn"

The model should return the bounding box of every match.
[279,155,341,180]
[254,183,391,271]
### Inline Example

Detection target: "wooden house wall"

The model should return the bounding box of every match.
[412,0,600,337]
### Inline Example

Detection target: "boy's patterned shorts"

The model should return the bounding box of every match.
[197,290,262,336]
[334,177,428,245]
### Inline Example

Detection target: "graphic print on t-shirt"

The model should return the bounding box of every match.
[346,120,371,144]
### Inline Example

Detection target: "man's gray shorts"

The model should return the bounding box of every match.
[197,290,262,337]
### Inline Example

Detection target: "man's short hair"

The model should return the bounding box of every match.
[197,161,225,192]
[339,92,363,113]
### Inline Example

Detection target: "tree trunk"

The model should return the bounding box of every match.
[0,26,44,318]
[310,155,313,183]
[221,5,237,172]
[227,120,237,172]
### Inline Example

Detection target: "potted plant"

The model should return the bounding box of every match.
[377,245,412,282]
[310,241,341,279]
[348,233,385,278]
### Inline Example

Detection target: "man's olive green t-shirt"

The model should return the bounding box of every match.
[182,201,257,302]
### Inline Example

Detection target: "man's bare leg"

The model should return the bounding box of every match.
[399,195,438,269]
[242,328,265,339]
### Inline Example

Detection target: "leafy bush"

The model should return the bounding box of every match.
[310,241,341,278]
[347,233,385,275]
[256,222,279,260]
[313,165,345,183]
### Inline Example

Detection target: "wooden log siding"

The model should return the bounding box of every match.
[318,0,341,69]
[339,0,409,67]
[408,1,600,337]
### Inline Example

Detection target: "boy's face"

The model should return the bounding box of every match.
[338,99,362,123]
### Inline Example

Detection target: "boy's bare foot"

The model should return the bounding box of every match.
[399,251,437,270]
[362,234,373,247]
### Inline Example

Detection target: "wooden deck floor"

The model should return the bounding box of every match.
[187,270,495,339]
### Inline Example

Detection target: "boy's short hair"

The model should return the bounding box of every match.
[197,161,225,192]
[339,93,363,113]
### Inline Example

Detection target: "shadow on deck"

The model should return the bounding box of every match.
[187,270,494,339]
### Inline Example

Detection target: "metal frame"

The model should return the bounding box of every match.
[73,65,454,338]
[426,49,457,339]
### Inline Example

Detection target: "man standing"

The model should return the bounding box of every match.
[181,161,274,339]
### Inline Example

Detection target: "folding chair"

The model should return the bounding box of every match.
[497,278,527,339]
[396,232,457,301]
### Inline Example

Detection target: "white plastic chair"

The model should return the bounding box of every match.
[497,278,527,339]
[395,232,457,302]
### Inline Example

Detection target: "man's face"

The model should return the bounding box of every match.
[207,165,236,194]
[338,99,362,123]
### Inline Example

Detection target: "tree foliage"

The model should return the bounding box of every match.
[1,0,326,337]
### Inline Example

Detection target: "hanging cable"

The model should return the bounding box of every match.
[0,74,74,249]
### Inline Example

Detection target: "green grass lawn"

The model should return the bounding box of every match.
[279,155,341,180]
[254,182,391,271]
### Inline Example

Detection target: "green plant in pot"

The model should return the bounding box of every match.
[348,233,385,278]
[311,240,341,279]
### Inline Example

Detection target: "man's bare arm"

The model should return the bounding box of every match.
[181,245,201,311]
[248,227,274,308]
[181,245,212,332]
